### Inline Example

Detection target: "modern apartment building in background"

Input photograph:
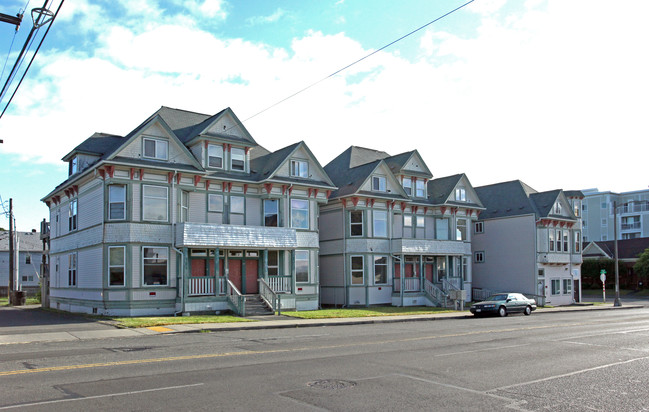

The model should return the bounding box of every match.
[581,188,649,242]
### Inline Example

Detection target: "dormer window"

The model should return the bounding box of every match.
[403,177,412,195]
[69,156,78,176]
[231,147,245,171]
[143,138,168,160]
[291,160,308,178]
[554,202,562,214]
[207,144,223,168]
[415,180,426,197]
[455,187,466,202]
[372,176,386,192]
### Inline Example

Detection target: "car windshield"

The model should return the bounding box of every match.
[485,294,508,301]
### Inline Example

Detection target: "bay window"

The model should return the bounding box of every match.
[142,185,168,222]
[291,199,309,229]
[143,247,168,286]
[350,210,363,237]
[373,210,387,237]
[108,185,126,220]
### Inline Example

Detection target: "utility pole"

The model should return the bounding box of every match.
[8,198,14,301]
[613,201,621,306]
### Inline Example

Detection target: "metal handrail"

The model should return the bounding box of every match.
[226,279,245,316]
[442,277,461,293]
[258,278,280,315]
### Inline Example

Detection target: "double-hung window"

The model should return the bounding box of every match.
[373,210,387,237]
[291,199,309,229]
[143,138,168,160]
[109,246,125,286]
[267,251,279,276]
[108,185,126,220]
[372,176,386,192]
[180,190,189,222]
[555,229,562,252]
[264,199,278,227]
[374,256,387,284]
[455,187,466,202]
[563,279,572,295]
[563,231,569,252]
[69,199,78,231]
[231,147,245,171]
[229,196,245,224]
[549,230,555,251]
[416,215,425,228]
[350,210,363,237]
[415,180,425,197]
[143,247,168,286]
[207,144,223,168]
[208,194,223,213]
[436,218,449,240]
[574,231,581,253]
[403,177,412,196]
[351,256,364,285]
[291,160,308,178]
[295,250,309,283]
[68,253,77,286]
[142,185,168,222]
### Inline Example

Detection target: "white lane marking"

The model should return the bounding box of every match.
[0,383,204,410]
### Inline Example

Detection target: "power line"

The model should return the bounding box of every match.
[239,0,476,126]
[0,0,63,120]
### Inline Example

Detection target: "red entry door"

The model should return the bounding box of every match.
[229,260,242,292]
[245,259,259,294]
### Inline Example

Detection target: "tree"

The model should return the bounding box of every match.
[634,248,649,285]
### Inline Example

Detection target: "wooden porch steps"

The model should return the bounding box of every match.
[244,294,274,316]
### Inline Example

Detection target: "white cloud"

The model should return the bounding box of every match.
[1,0,648,197]
[246,8,286,26]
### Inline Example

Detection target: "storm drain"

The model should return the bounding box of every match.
[307,379,357,390]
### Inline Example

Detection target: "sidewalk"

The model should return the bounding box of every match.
[0,301,646,346]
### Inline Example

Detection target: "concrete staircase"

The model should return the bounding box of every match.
[244,295,274,316]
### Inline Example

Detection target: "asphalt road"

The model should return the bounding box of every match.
[2,308,649,411]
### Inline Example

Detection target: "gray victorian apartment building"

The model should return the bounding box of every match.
[318,146,484,307]
[42,106,335,316]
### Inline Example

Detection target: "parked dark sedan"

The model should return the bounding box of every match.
[470,293,537,317]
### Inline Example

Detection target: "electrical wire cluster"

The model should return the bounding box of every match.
[0,0,64,121]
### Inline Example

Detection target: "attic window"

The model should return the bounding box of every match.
[455,187,466,202]
[554,202,562,214]
[291,160,308,178]
[372,176,386,192]
[143,138,168,160]
[69,156,78,176]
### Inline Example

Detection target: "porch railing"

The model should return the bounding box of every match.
[259,278,280,314]
[472,288,493,302]
[424,279,449,307]
[393,277,420,292]
[268,275,292,293]
[188,276,215,296]
[442,277,462,293]
[226,279,245,316]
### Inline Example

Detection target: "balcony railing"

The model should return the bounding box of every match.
[621,222,641,230]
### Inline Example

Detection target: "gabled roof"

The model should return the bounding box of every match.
[0,231,42,252]
[61,133,126,162]
[583,238,649,260]
[383,149,432,178]
[475,180,577,221]
[427,173,483,208]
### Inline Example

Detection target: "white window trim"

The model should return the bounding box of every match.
[230,147,246,171]
[69,198,78,232]
[290,159,309,178]
[263,198,279,227]
[142,137,169,160]
[68,253,77,287]
[372,175,386,192]
[372,210,388,238]
[207,144,224,169]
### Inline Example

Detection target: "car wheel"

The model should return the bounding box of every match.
[498,306,507,317]
[524,306,532,316]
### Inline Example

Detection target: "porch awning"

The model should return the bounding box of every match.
[176,223,298,249]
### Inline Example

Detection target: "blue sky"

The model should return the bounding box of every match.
[1,0,648,231]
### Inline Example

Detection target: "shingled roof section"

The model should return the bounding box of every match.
[585,238,649,260]
[475,180,541,219]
